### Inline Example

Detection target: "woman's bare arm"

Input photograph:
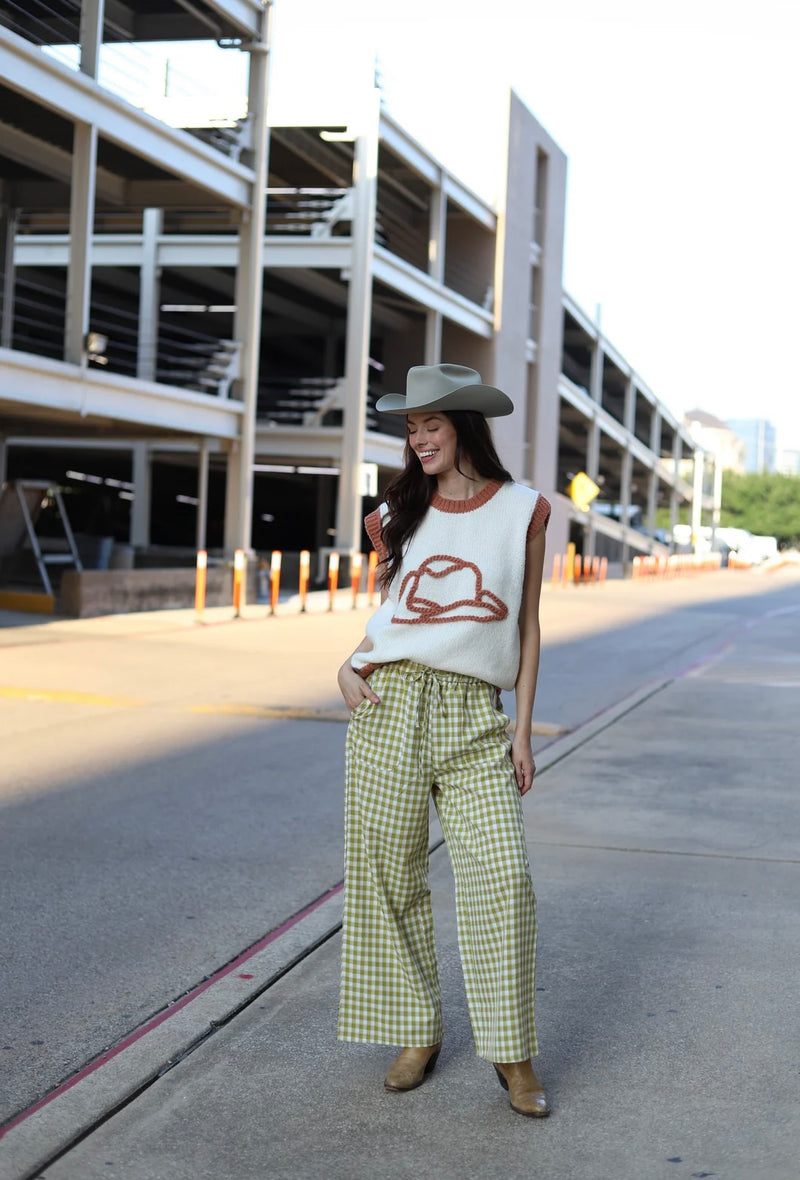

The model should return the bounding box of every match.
[510,526,546,795]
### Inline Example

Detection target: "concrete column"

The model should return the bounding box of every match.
[129,443,151,548]
[620,449,633,568]
[646,468,658,539]
[646,408,662,539]
[334,91,380,555]
[63,0,104,365]
[0,204,17,350]
[650,407,662,456]
[428,182,446,282]
[424,311,442,363]
[79,0,104,78]
[584,416,601,560]
[65,122,98,365]
[223,440,240,554]
[589,336,603,404]
[424,144,444,369]
[225,10,272,555]
[623,376,636,435]
[196,439,210,552]
[586,420,600,482]
[137,208,162,382]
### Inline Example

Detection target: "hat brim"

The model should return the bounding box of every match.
[375,384,514,418]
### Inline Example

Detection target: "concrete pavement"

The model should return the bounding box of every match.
[2,569,799,1179]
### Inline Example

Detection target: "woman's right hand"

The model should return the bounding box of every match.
[338,659,381,712]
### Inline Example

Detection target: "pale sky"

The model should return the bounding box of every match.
[106,1,800,450]
[270,0,800,449]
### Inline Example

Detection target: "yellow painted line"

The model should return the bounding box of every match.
[0,687,147,708]
[0,591,55,614]
[190,703,570,736]
[0,689,571,733]
[529,721,571,737]
[189,704,352,723]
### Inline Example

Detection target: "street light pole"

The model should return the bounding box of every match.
[711,451,723,550]
[691,446,705,554]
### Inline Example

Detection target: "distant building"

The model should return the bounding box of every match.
[726,418,777,474]
[777,447,800,476]
[683,410,746,472]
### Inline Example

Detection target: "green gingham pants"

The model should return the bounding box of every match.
[337,660,538,1062]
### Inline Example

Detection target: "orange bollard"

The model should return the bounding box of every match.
[632,556,640,579]
[599,556,608,583]
[298,549,310,612]
[350,552,363,609]
[565,542,576,585]
[232,549,246,617]
[592,556,600,583]
[269,550,282,616]
[574,554,582,583]
[552,553,561,585]
[327,551,340,611]
[195,549,207,620]
[367,550,379,605]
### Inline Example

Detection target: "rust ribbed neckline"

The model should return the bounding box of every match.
[430,479,503,514]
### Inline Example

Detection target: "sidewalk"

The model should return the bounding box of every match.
[3,573,800,1179]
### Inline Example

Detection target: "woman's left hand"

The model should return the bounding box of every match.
[510,731,536,796]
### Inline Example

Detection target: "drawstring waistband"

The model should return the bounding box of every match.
[386,660,486,688]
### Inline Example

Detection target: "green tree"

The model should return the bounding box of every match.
[720,472,800,547]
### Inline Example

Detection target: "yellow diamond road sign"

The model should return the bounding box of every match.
[567,472,600,512]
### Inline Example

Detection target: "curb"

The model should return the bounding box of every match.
[0,891,343,1179]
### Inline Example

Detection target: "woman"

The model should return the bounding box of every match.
[336,363,551,1117]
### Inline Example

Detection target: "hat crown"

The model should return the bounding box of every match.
[406,364,481,407]
[373,360,513,417]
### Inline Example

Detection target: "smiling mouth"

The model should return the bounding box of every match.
[418,450,438,460]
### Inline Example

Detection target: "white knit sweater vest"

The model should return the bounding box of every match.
[352,480,542,691]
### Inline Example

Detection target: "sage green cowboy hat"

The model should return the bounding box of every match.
[375,363,514,417]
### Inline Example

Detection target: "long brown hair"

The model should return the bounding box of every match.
[380,410,513,586]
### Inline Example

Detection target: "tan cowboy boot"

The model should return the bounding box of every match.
[384,1042,442,1091]
[493,1060,551,1117]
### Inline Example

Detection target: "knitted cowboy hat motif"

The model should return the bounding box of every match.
[392,556,509,624]
[375,363,514,417]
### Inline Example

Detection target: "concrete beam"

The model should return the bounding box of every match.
[160,236,352,270]
[373,245,493,338]
[0,348,244,438]
[14,234,353,272]
[252,424,403,470]
[0,28,254,208]
[0,124,125,204]
[139,0,263,40]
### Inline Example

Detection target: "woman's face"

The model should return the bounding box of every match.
[406,412,458,477]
